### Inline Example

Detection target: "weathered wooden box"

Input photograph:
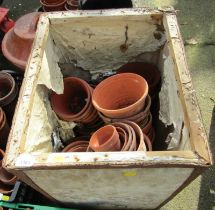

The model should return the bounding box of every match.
[4,8,212,209]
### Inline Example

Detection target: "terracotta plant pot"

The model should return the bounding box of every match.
[89,125,120,152]
[92,73,148,118]
[143,134,152,151]
[0,72,18,122]
[0,149,17,185]
[117,62,161,97]
[2,12,41,71]
[41,0,66,11]
[147,127,155,144]
[0,108,10,149]
[51,77,98,124]
[63,140,89,152]
[98,95,151,125]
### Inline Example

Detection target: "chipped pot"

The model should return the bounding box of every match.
[89,125,120,152]
[92,73,148,118]
[2,12,41,71]
[117,62,161,97]
[0,72,18,122]
[51,77,98,124]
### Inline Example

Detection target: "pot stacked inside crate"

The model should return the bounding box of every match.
[51,63,161,153]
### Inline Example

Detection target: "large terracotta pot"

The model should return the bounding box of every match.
[51,77,98,124]
[2,12,41,71]
[117,62,161,96]
[0,72,18,122]
[0,108,10,149]
[92,73,148,118]
[89,125,120,152]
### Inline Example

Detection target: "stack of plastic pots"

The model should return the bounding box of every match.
[0,149,17,195]
[0,72,18,124]
[51,77,100,125]
[2,12,41,71]
[92,73,155,143]
[88,121,152,152]
[0,108,9,149]
[65,0,79,10]
[40,0,67,11]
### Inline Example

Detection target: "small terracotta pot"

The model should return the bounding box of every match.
[2,12,41,71]
[0,149,17,185]
[0,72,18,122]
[63,140,89,152]
[98,95,151,125]
[92,73,148,118]
[41,0,66,11]
[0,108,10,149]
[51,77,98,124]
[115,127,128,150]
[89,125,120,152]
[117,62,161,97]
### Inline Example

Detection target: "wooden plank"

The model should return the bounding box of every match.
[163,13,212,164]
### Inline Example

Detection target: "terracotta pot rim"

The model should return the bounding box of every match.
[2,29,26,70]
[0,72,18,107]
[65,3,78,10]
[125,121,146,152]
[0,149,5,162]
[40,0,66,7]
[0,168,17,185]
[0,110,6,131]
[62,140,89,152]
[0,108,4,126]
[0,180,14,194]
[92,73,148,116]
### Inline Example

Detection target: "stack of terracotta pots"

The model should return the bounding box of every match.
[65,0,79,10]
[0,149,17,195]
[40,0,67,12]
[0,108,9,150]
[92,73,155,143]
[2,12,41,71]
[0,72,18,125]
[51,77,100,125]
[88,121,152,152]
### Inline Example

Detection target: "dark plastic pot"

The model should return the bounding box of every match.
[92,73,148,118]
[2,12,41,71]
[0,72,18,122]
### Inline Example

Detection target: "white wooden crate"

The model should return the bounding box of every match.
[4,8,212,209]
